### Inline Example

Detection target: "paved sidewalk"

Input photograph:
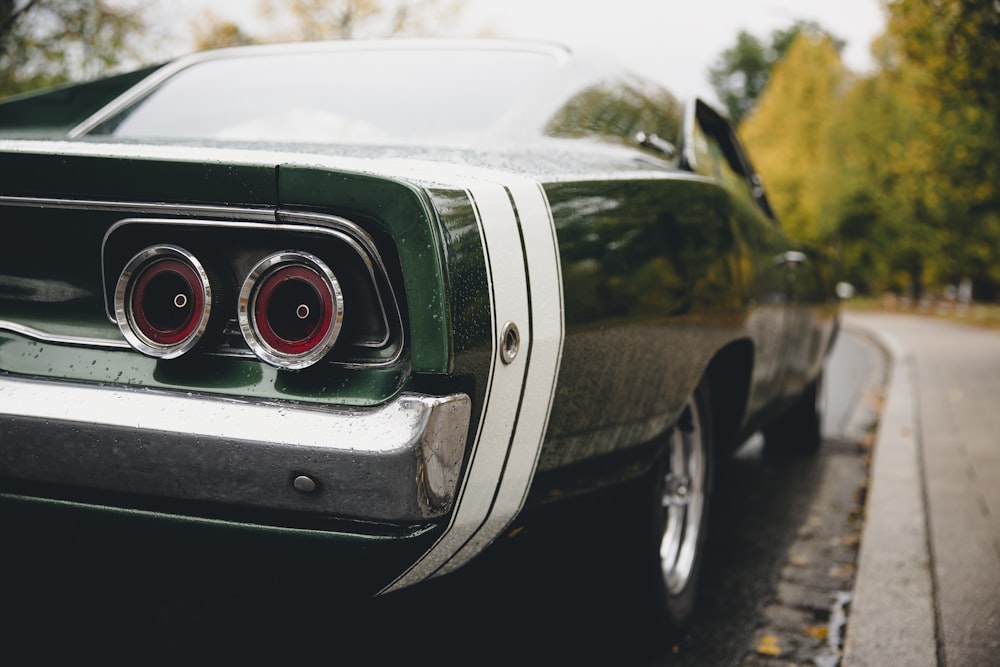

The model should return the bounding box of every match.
[844,312,1000,667]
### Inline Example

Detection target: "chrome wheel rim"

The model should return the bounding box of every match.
[659,397,705,595]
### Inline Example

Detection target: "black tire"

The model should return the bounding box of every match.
[636,380,714,627]
[763,372,824,457]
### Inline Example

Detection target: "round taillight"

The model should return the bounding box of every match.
[238,251,344,369]
[114,245,212,358]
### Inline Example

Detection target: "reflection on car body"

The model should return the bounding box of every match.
[0,39,838,624]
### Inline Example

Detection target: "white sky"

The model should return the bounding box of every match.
[154,0,886,103]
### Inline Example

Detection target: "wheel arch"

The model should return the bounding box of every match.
[703,338,754,454]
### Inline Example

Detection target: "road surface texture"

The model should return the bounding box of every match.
[845,312,1000,667]
[1,328,884,665]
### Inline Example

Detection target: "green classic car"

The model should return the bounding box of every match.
[0,40,838,625]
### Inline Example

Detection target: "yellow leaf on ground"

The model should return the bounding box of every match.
[756,634,782,657]
[803,624,829,640]
[789,553,810,566]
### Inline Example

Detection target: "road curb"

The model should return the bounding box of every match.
[840,316,938,666]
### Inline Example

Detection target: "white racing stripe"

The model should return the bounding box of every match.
[382,178,563,592]
[435,181,564,575]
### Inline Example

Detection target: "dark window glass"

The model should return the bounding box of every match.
[544,77,682,152]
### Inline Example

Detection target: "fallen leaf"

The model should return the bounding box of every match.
[828,563,855,579]
[756,634,782,657]
[789,553,810,567]
[803,624,829,640]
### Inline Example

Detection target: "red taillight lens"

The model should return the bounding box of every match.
[238,251,344,369]
[114,245,211,358]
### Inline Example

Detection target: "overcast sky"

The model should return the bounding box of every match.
[157,0,886,102]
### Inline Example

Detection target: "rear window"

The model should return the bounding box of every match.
[88,47,562,145]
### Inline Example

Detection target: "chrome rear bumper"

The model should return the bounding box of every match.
[0,374,470,522]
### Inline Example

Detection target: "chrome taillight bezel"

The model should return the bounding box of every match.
[238,250,344,370]
[102,215,402,370]
[114,244,212,359]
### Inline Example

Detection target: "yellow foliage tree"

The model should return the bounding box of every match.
[738,34,847,245]
[823,50,945,295]
[714,3,1000,298]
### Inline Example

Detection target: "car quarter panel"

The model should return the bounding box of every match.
[536,175,779,473]
[280,165,566,590]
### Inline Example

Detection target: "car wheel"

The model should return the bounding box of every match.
[763,372,824,457]
[642,381,714,627]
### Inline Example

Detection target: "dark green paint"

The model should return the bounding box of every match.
[278,167,451,374]
[0,335,403,406]
[530,171,834,481]
[0,150,277,206]
[550,177,755,326]
[416,188,493,444]
[0,65,163,138]
[423,189,492,362]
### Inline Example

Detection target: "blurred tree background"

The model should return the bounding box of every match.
[0,0,148,97]
[707,20,844,126]
[0,1,461,93]
[190,0,462,51]
[714,0,1000,301]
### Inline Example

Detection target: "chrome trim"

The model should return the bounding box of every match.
[278,210,398,349]
[0,199,402,367]
[102,216,395,351]
[114,244,213,359]
[680,98,700,172]
[0,320,129,350]
[0,374,471,522]
[499,321,520,365]
[238,251,345,369]
[0,195,275,222]
[635,131,677,159]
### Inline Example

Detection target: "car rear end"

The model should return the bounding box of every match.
[0,141,481,595]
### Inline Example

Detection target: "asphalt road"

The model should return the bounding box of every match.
[1,329,884,666]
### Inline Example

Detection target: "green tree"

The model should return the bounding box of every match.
[881,0,1000,298]
[0,0,148,98]
[708,20,844,123]
[707,30,769,125]
[824,59,946,296]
